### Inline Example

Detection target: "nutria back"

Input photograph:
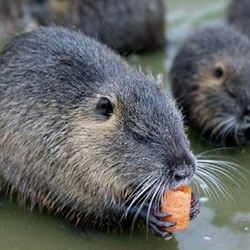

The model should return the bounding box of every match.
[0,27,196,229]
[0,0,165,54]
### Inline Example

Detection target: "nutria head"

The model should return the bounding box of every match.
[0,27,196,231]
[170,26,250,145]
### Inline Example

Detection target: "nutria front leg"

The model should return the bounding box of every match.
[125,203,174,238]
[125,191,200,238]
[138,204,175,238]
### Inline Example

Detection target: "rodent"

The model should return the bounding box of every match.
[0,0,165,55]
[0,27,199,237]
[227,0,250,40]
[170,26,250,146]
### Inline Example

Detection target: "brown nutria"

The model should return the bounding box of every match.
[0,26,199,238]
[227,0,250,40]
[0,0,165,55]
[170,26,250,146]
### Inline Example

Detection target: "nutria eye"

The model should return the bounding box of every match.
[96,97,114,117]
[133,132,147,143]
[213,67,224,78]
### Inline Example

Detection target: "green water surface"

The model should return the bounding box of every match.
[0,0,250,249]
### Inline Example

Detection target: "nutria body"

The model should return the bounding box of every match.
[0,0,165,55]
[170,26,250,146]
[0,27,199,237]
[227,0,250,40]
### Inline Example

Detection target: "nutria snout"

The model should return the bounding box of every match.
[170,26,250,146]
[0,27,199,237]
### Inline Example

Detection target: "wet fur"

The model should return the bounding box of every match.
[0,27,195,229]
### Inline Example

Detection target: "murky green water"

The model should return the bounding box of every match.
[1,0,250,249]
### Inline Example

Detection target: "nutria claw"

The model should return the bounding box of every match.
[148,222,173,239]
[190,192,200,220]
[126,203,175,238]
[141,203,175,238]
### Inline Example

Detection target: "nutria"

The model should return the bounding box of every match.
[0,0,165,55]
[170,26,250,146]
[0,26,199,238]
[227,0,250,40]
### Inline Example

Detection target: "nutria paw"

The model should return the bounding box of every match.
[126,203,175,238]
[190,192,200,221]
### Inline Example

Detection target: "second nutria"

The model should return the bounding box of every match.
[227,0,250,40]
[0,27,199,238]
[170,26,250,146]
[0,0,165,55]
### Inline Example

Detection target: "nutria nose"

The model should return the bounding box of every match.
[174,172,187,181]
[243,115,250,124]
[174,166,193,181]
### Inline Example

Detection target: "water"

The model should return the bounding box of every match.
[1,0,250,249]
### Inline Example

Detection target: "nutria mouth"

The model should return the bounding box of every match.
[120,182,200,238]
[122,170,195,218]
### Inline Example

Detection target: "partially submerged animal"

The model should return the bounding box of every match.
[0,27,199,237]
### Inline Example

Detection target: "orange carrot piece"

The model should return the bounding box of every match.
[161,186,191,232]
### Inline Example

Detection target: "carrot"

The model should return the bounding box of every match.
[161,185,191,232]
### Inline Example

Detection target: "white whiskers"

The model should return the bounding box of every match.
[209,115,238,145]
[195,153,247,203]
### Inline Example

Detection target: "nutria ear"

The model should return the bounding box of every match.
[96,97,114,117]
